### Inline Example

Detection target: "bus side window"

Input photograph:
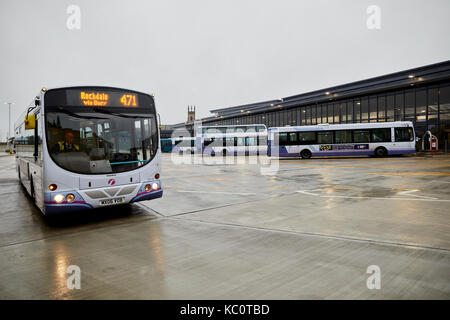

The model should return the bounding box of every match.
[353,130,370,143]
[335,130,352,143]
[298,132,316,145]
[395,127,414,142]
[288,132,298,144]
[317,131,333,144]
[371,128,391,142]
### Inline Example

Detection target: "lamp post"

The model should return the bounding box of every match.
[4,102,15,141]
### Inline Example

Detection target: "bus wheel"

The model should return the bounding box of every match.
[375,147,387,157]
[300,149,312,159]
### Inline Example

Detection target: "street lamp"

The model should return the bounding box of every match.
[4,102,15,141]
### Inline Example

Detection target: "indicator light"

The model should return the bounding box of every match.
[66,194,75,203]
[155,173,160,179]
[145,184,151,192]
[49,184,57,191]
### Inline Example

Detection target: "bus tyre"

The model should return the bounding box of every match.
[375,147,387,157]
[300,149,312,159]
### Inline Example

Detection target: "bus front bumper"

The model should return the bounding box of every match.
[130,188,163,203]
[44,190,93,215]
[43,181,163,215]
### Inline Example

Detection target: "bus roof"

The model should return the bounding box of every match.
[268,121,414,132]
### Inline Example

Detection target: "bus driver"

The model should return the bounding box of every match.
[55,132,80,152]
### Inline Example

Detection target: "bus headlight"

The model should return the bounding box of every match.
[65,194,75,203]
[152,182,159,190]
[54,194,64,203]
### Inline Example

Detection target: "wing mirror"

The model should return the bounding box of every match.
[25,114,36,130]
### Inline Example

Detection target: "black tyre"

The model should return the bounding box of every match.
[375,147,388,157]
[300,149,312,159]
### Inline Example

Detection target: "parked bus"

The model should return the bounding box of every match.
[172,136,196,154]
[15,86,162,215]
[161,138,173,152]
[268,121,415,158]
[196,124,267,156]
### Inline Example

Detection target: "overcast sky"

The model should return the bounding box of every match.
[0,0,449,139]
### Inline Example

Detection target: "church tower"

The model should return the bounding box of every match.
[187,105,196,122]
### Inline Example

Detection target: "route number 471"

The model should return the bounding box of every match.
[120,94,137,107]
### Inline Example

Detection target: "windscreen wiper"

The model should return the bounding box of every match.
[53,106,108,120]
[93,108,152,119]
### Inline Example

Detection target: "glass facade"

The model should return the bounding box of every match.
[208,81,450,151]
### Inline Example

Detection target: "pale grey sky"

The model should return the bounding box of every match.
[0,0,449,139]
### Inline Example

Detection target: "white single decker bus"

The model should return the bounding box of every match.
[15,86,162,215]
[196,124,267,156]
[268,121,416,159]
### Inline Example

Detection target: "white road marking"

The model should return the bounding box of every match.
[295,189,323,196]
[396,189,437,200]
[429,180,450,184]
[173,190,257,196]
[295,189,450,202]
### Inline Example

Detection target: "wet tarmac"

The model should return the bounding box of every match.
[0,153,449,299]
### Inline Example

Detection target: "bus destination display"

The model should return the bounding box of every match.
[66,89,139,107]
